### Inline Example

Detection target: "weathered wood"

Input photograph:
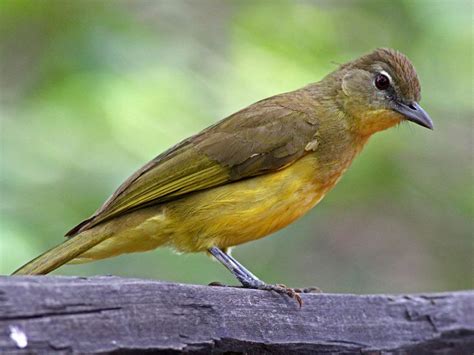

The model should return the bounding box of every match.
[0,276,472,354]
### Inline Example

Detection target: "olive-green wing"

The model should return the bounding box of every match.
[66,90,320,236]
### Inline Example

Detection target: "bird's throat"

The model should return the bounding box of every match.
[354,109,403,137]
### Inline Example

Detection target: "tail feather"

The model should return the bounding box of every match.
[65,216,95,237]
[12,230,106,275]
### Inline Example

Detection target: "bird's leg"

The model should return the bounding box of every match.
[208,246,264,287]
[208,247,302,307]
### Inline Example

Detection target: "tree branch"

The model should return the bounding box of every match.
[0,276,473,353]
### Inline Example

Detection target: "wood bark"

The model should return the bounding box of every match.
[0,276,473,354]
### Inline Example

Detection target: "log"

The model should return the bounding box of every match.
[0,276,473,354]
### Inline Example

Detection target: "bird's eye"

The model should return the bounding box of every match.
[375,73,390,90]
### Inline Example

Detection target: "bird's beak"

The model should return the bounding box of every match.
[393,101,434,130]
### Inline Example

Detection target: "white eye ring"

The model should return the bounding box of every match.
[379,70,392,83]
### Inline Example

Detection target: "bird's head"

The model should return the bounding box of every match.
[336,48,433,136]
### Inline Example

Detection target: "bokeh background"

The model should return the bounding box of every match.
[1,0,472,293]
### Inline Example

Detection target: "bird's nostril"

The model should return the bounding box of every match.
[408,103,417,110]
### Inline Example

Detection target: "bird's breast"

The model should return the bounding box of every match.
[160,148,362,252]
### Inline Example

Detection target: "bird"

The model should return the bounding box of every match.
[13,48,433,305]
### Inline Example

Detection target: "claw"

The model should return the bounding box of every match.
[259,284,303,308]
[302,286,322,294]
[208,281,226,287]
[295,293,303,308]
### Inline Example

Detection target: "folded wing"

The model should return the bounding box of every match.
[66,90,320,236]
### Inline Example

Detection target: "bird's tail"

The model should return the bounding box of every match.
[12,230,106,275]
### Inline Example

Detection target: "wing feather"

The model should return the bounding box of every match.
[67,90,320,236]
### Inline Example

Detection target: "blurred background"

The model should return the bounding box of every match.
[1,0,472,293]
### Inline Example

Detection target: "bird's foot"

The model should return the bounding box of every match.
[250,282,303,307]
[208,280,303,307]
[294,286,323,294]
[208,281,226,287]
[209,280,321,306]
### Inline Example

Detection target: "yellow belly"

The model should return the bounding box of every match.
[74,154,340,262]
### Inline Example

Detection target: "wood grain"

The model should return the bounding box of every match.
[0,276,473,354]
